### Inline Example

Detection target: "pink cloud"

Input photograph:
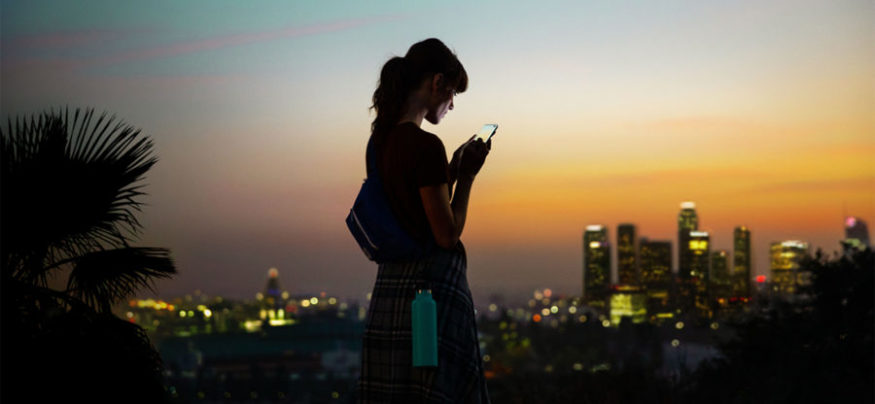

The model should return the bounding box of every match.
[2,29,130,49]
[91,15,403,69]
[2,14,403,73]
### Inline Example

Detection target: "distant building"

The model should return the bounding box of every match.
[732,226,752,298]
[769,240,809,297]
[264,268,283,309]
[842,216,870,253]
[710,250,731,306]
[260,268,294,327]
[639,239,673,319]
[688,231,711,282]
[687,231,711,318]
[609,285,647,326]
[583,225,610,307]
[678,202,699,279]
[617,224,639,285]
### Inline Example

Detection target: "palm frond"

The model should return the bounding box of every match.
[65,247,176,313]
[1,107,159,281]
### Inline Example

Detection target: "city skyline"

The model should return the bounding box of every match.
[3,1,873,301]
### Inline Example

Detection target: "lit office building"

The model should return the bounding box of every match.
[617,224,638,285]
[640,239,672,286]
[688,231,711,318]
[688,231,711,282]
[678,202,699,279]
[842,216,870,253]
[769,241,809,296]
[609,285,647,326]
[732,226,752,299]
[639,239,672,318]
[710,250,731,305]
[583,225,610,307]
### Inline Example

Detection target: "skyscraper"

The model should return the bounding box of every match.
[639,238,672,318]
[583,225,610,307]
[640,239,672,286]
[688,231,711,318]
[617,224,638,285]
[769,240,809,297]
[710,250,731,304]
[732,226,752,298]
[688,231,711,281]
[678,202,699,279]
[842,216,870,253]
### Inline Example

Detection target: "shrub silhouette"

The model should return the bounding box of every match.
[1,108,176,403]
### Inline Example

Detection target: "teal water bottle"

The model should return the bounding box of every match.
[412,289,438,367]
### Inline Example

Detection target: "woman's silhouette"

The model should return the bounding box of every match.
[357,38,491,403]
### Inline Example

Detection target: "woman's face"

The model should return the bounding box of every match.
[423,73,455,125]
[425,89,454,125]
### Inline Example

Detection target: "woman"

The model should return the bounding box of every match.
[357,38,492,403]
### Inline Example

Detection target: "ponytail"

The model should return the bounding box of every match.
[371,56,410,138]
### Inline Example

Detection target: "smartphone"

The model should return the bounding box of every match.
[475,124,498,143]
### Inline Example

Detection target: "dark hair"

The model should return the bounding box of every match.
[370,38,468,137]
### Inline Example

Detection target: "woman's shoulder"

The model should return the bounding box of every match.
[395,123,445,151]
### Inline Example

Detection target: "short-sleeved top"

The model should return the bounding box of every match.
[368,122,450,244]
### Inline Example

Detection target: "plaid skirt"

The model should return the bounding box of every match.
[357,242,490,403]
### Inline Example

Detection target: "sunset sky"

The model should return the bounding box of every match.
[2,0,873,304]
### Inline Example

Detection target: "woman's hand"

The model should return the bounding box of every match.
[448,135,475,184]
[458,137,491,181]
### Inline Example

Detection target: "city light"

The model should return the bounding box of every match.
[532,314,542,322]
[676,321,684,330]
[756,275,767,283]
[781,240,808,249]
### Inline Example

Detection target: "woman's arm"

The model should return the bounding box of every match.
[420,177,474,249]
[420,138,489,249]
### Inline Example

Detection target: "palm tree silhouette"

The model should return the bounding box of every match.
[1,107,177,402]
